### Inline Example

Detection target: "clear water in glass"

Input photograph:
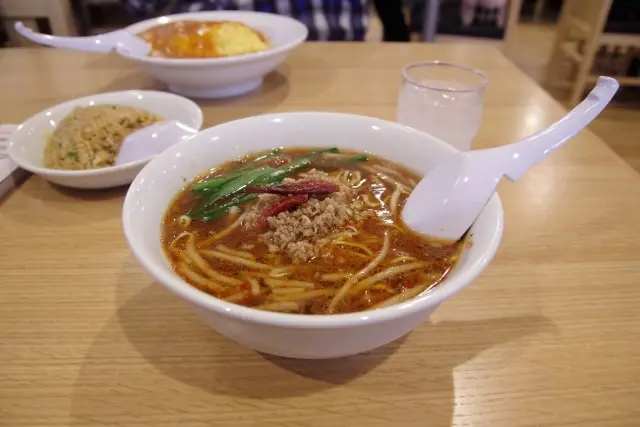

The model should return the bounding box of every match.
[396,62,487,151]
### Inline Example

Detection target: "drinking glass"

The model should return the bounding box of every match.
[396,61,487,151]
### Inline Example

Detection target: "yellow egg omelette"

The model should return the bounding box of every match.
[139,20,270,59]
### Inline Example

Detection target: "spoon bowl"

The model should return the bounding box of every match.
[115,120,198,166]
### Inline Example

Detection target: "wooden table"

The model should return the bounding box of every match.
[1,44,640,427]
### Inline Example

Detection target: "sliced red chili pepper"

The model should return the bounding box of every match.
[245,180,339,196]
[255,194,309,231]
[265,194,309,216]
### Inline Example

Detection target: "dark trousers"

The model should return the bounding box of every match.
[372,0,410,41]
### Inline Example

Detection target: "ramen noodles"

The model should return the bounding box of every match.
[162,147,467,315]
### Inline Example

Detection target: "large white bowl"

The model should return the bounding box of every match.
[122,112,504,359]
[118,11,308,99]
[8,90,203,189]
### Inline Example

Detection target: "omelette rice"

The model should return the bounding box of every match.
[139,20,270,59]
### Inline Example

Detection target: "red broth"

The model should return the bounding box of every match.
[162,148,466,314]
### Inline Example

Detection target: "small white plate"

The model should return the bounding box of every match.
[7,90,203,189]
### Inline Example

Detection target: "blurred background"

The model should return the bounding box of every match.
[1,0,638,172]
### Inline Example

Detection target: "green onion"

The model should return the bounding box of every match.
[207,166,274,204]
[200,194,258,222]
[191,175,238,193]
[251,148,282,163]
[346,154,368,162]
[189,147,341,219]
[192,149,284,193]
[190,166,274,217]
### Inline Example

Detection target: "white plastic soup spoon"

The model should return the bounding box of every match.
[14,21,150,56]
[114,120,198,166]
[402,76,619,241]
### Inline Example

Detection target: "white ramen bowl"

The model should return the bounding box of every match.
[8,90,203,189]
[118,11,308,99]
[123,112,504,359]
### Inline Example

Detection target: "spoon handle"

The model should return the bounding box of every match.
[14,22,132,53]
[503,76,619,182]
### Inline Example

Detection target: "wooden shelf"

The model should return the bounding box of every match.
[599,32,640,46]
[559,41,583,62]
[546,0,640,104]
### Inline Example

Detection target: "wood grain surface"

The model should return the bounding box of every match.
[1,44,640,427]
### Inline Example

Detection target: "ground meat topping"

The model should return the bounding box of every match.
[242,169,368,263]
